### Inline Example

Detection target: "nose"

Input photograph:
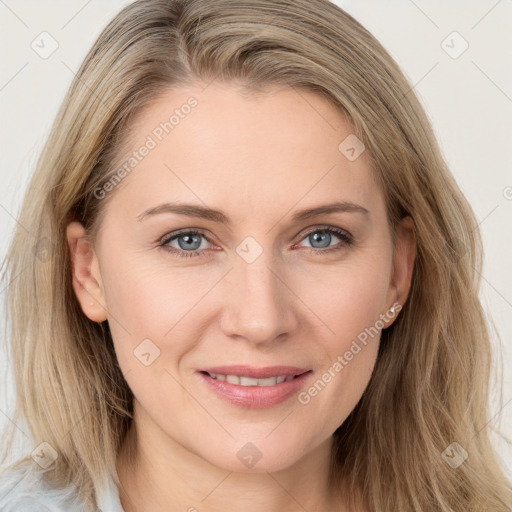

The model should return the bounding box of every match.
[219,250,299,347]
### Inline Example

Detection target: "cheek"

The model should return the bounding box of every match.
[302,252,391,348]
[294,255,390,421]
[100,249,194,331]
[100,254,220,373]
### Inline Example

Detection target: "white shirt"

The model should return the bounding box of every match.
[0,465,124,511]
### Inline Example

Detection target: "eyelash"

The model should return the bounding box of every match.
[158,226,354,259]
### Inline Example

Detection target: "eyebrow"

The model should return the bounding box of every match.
[136,201,370,224]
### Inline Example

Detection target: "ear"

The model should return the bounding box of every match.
[66,221,108,323]
[383,216,416,328]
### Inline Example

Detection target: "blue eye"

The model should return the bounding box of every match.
[159,226,353,258]
[160,230,212,258]
[297,227,353,253]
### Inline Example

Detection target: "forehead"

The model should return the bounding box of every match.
[103,82,383,224]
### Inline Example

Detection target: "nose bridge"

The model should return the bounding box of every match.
[219,246,297,344]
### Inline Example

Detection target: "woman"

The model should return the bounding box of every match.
[1,0,510,510]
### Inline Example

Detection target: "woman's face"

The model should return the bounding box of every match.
[68,82,414,473]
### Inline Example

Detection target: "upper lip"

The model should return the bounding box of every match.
[199,365,311,379]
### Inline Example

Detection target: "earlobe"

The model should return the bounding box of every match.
[384,216,416,328]
[66,221,108,323]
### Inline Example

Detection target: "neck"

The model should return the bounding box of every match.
[116,401,352,512]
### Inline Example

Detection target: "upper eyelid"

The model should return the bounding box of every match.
[160,228,214,244]
[296,225,352,238]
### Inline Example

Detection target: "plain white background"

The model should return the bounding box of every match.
[1,0,511,475]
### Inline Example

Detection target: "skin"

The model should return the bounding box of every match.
[67,82,415,512]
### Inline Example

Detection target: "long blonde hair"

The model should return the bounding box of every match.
[1,0,510,509]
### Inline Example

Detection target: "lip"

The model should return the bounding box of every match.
[197,366,313,409]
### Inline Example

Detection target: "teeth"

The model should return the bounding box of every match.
[240,376,259,386]
[207,373,293,386]
[226,375,240,385]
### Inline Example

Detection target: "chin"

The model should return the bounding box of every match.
[195,435,314,474]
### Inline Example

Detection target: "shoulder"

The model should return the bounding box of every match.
[0,464,88,512]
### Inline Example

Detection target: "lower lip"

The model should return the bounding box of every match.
[197,371,313,409]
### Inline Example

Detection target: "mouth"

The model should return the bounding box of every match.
[200,371,306,386]
[196,366,313,409]
[199,365,311,383]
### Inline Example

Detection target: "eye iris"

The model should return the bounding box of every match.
[178,233,202,250]
[309,230,331,249]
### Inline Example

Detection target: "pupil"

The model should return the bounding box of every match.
[311,231,331,248]
[179,234,201,250]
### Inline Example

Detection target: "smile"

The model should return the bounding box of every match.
[197,366,313,409]
[205,372,296,386]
